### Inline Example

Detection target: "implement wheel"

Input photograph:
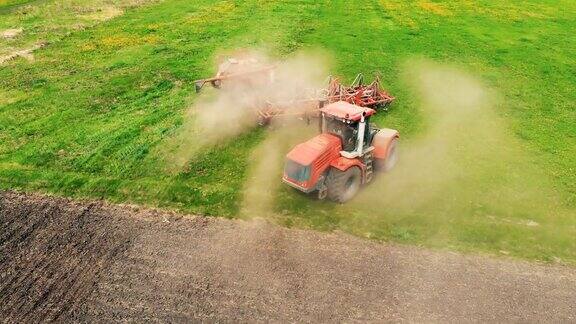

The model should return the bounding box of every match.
[327,167,361,203]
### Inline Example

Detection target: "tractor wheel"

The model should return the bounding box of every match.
[376,139,398,172]
[326,167,361,203]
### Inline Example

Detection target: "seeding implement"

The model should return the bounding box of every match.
[324,74,395,111]
[193,57,275,93]
[194,57,395,125]
[282,101,399,202]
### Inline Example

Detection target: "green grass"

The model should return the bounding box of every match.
[0,0,40,12]
[0,0,157,57]
[0,0,574,264]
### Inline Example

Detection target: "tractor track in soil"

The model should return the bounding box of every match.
[1,190,575,322]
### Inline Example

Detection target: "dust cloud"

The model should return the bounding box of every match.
[163,49,330,171]
[343,60,566,240]
[354,61,496,209]
[240,121,316,218]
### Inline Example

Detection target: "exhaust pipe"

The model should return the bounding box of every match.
[356,112,366,156]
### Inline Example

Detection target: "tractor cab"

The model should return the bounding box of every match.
[319,101,376,158]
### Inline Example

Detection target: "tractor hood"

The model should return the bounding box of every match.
[286,133,342,166]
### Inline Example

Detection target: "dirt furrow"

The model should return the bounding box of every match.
[1,191,575,322]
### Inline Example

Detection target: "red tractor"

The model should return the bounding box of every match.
[282,101,399,202]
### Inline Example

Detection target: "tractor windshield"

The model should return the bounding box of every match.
[324,116,357,152]
[284,159,311,182]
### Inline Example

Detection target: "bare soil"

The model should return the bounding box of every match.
[0,42,45,65]
[1,191,575,322]
[1,28,23,39]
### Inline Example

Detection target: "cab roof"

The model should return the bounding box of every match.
[320,101,376,121]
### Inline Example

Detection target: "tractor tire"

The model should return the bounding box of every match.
[376,139,398,172]
[326,167,362,203]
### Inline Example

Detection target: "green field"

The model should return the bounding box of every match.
[1,0,574,264]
